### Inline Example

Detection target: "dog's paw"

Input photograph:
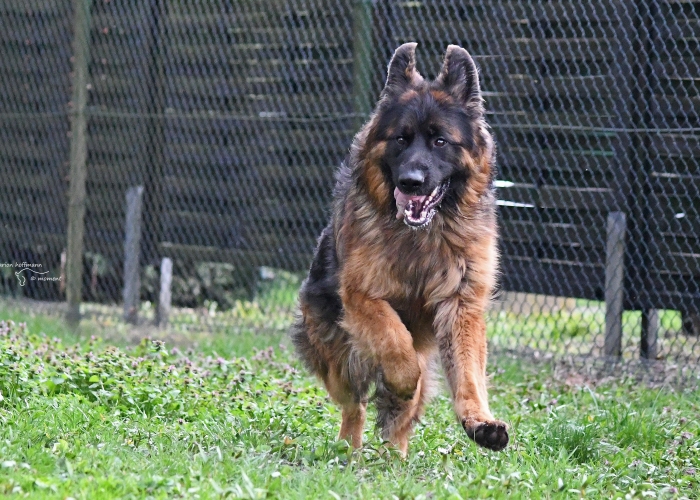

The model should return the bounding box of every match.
[382,362,421,401]
[462,419,509,452]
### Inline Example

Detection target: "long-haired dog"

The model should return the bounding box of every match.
[291,43,508,455]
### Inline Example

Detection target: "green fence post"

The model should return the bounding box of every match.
[65,0,92,325]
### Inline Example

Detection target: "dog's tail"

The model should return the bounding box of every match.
[290,311,328,377]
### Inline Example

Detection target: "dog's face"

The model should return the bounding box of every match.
[364,43,493,228]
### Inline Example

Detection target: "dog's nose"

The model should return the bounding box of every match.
[398,170,424,192]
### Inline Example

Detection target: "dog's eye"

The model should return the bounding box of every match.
[396,136,407,146]
[434,137,447,147]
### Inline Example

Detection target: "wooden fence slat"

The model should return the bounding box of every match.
[502,239,605,266]
[539,186,619,211]
[500,258,604,300]
[500,219,605,248]
[351,0,373,128]
[497,148,616,174]
[653,252,700,277]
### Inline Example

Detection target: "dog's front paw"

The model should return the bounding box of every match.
[382,360,421,401]
[462,419,509,452]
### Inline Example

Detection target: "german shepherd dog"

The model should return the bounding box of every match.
[291,43,508,455]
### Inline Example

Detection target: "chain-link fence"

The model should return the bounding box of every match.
[1,0,698,370]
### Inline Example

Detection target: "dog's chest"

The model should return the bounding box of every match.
[383,234,466,304]
[343,211,481,303]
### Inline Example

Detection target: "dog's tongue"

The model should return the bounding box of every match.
[394,187,427,220]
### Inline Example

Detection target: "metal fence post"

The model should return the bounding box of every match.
[65,0,92,325]
[604,211,627,357]
[123,186,144,324]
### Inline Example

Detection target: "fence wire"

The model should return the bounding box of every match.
[0,0,698,370]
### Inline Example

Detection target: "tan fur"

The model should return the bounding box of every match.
[339,287,421,399]
[295,44,507,455]
[430,89,451,103]
[380,350,437,455]
[331,131,501,452]
[338,401,367,448]
[399,89,419,103]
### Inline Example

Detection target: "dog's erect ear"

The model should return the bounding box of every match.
[382,42,419,95]
[436,45,482,109]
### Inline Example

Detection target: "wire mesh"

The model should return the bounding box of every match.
[0,0,698,370]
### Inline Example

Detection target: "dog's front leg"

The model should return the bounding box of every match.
[435,298,508,451]
[340,291,420,400]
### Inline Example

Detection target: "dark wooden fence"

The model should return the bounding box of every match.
[367,0,699,323]
[157,0,355,278]
[640,0,700,315]
[0,0,697,324]
[0,0,72,284]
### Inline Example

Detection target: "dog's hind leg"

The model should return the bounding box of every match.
[322,345,373,448]
[325,365,368,448]
[339,402,367,448]
[375,350,436,457]
[293,311,371,449]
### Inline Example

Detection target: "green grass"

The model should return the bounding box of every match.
[1,312,699,499]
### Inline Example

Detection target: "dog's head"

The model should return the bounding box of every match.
[360,43,495,228]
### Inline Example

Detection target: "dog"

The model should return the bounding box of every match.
[291,43,508,455]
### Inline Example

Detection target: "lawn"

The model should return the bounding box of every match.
[0,306,699,499]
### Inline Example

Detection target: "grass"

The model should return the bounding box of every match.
[0,308,699,499]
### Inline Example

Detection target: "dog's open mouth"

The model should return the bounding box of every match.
[394,181,449,228]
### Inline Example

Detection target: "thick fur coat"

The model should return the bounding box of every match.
[291,43,508,455]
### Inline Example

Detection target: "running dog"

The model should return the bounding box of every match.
[291,43,508,455]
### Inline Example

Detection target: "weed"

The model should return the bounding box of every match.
[0,314,698,498]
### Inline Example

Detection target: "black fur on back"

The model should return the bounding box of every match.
[290,207,375,402]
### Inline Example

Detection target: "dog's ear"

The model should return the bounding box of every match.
[382,42,419,95]
[436,45,482,110]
